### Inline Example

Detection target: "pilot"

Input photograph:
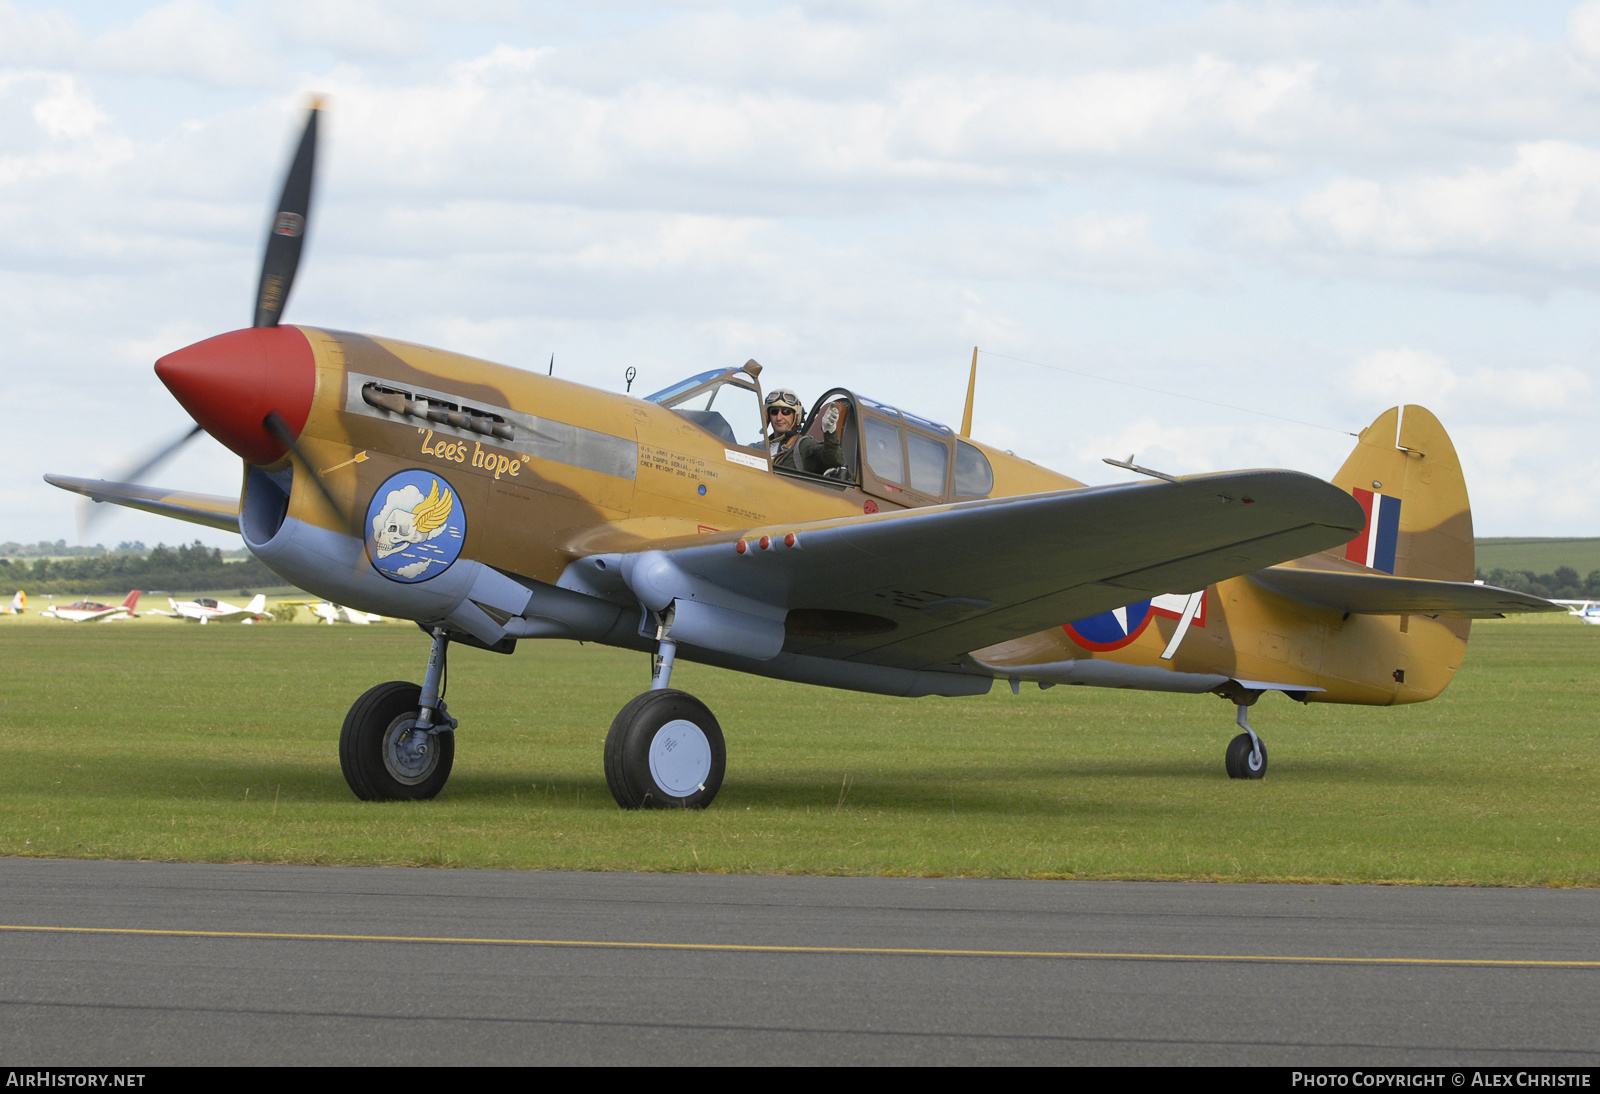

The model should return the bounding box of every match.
[766,388,843,475]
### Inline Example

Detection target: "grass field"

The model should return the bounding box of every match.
[1,613,1596,885]
[1475,537,1600,575]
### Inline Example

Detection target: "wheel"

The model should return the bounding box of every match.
[604,689,726,809]
[1225,731,1267,780]
[340,680,455,801]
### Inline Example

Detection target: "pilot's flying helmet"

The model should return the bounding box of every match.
[765,388,803,415]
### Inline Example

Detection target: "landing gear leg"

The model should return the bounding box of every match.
[1224,703,1268,780]
[339,627,457,801]
[604,607,726,809]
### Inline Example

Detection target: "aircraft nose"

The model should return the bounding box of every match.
[155,327,316,465]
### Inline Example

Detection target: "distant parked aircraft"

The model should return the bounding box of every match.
[148,594,268,624]
[0,591,25,615]
[42,590,140,622]
[272,599,382,624]
[312,601,384,625]
[1550,600,1600,625]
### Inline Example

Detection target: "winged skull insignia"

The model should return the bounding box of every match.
[372,478,455,560]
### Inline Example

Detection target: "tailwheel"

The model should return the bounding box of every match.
[1222,700,1268,779]
[604,689,725,809]
[340,680,455,800]
[1224,731,1267,778]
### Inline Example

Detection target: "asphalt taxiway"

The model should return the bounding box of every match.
[0,858,1595,1065]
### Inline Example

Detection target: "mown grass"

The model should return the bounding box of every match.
[1,614,1595,884]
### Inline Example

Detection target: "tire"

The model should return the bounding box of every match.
[1224,731,1267,780]
[604,689,725,809]
[340,680,455,801]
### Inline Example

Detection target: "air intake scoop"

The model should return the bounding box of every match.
[155,326,316,465]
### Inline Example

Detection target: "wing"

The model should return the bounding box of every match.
[45,476,239,533]
[1249,568,1562,618]
[569,469,1365,671]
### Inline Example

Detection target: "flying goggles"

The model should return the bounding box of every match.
[765,388,803,417]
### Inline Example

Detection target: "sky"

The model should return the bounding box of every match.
[4,0,1600,550]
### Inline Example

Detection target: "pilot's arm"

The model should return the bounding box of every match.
[797,403,843,474]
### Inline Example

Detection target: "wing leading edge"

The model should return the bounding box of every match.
[44,476,240,533]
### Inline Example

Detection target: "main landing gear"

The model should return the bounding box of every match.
[337,616,727,809]
[340,627,457,800]
[603,609,726,809]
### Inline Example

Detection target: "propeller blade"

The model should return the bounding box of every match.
[79,422,206,536]
[117,422,205,485]
[253,100,321,329]
[263,410,351,529]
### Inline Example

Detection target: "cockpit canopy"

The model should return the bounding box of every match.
[645,367,765,448]
[848,392,994,501]
[646,366,994,506]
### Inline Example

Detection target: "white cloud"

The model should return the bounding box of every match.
[1571,1,1600,63]
[1346,347,1590,419]
[0,74,131,186]
[896,212,1213,290]
[1235,140,1600,290]
[264,0,430,60]
[0,1,82,66]
[9,2,1600,543]
[1350,348,1459,407]
[87,1,278,88]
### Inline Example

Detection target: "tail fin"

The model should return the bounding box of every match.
[245,594,266,615]
[11,591,24,613]
[1326,405,1474,582]
[123,590,142,612]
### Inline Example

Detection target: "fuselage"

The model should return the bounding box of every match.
[160,325,1462,706]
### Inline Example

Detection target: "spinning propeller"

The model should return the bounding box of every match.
[86,98,353,532]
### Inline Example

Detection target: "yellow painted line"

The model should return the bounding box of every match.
[0,924,1594,968]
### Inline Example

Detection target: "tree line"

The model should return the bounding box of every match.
[1476,566,1599,601]
[0,541,281,595]
[0,540,128,559]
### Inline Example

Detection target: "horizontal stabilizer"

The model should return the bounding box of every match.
[45,475,240,533]
[1250,567,1561,618]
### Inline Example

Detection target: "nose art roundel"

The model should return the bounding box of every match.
[1063,600,1155,651]
[366,469,467,583]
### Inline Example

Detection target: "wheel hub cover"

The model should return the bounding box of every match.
[648,719,712,798]
[383,715,437,784]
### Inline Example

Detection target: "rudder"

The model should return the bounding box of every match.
[1327,405,1474,582]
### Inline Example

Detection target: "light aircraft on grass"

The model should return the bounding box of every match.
[47,102,1560,807]
[277,598,385,624]
[0,591,25,615]
[41,590,141,623]
[311,601,384,625]
[1550,600,1600,624]
[147,593,268,624]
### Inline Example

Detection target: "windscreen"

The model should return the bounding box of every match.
[648,370,765,448]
